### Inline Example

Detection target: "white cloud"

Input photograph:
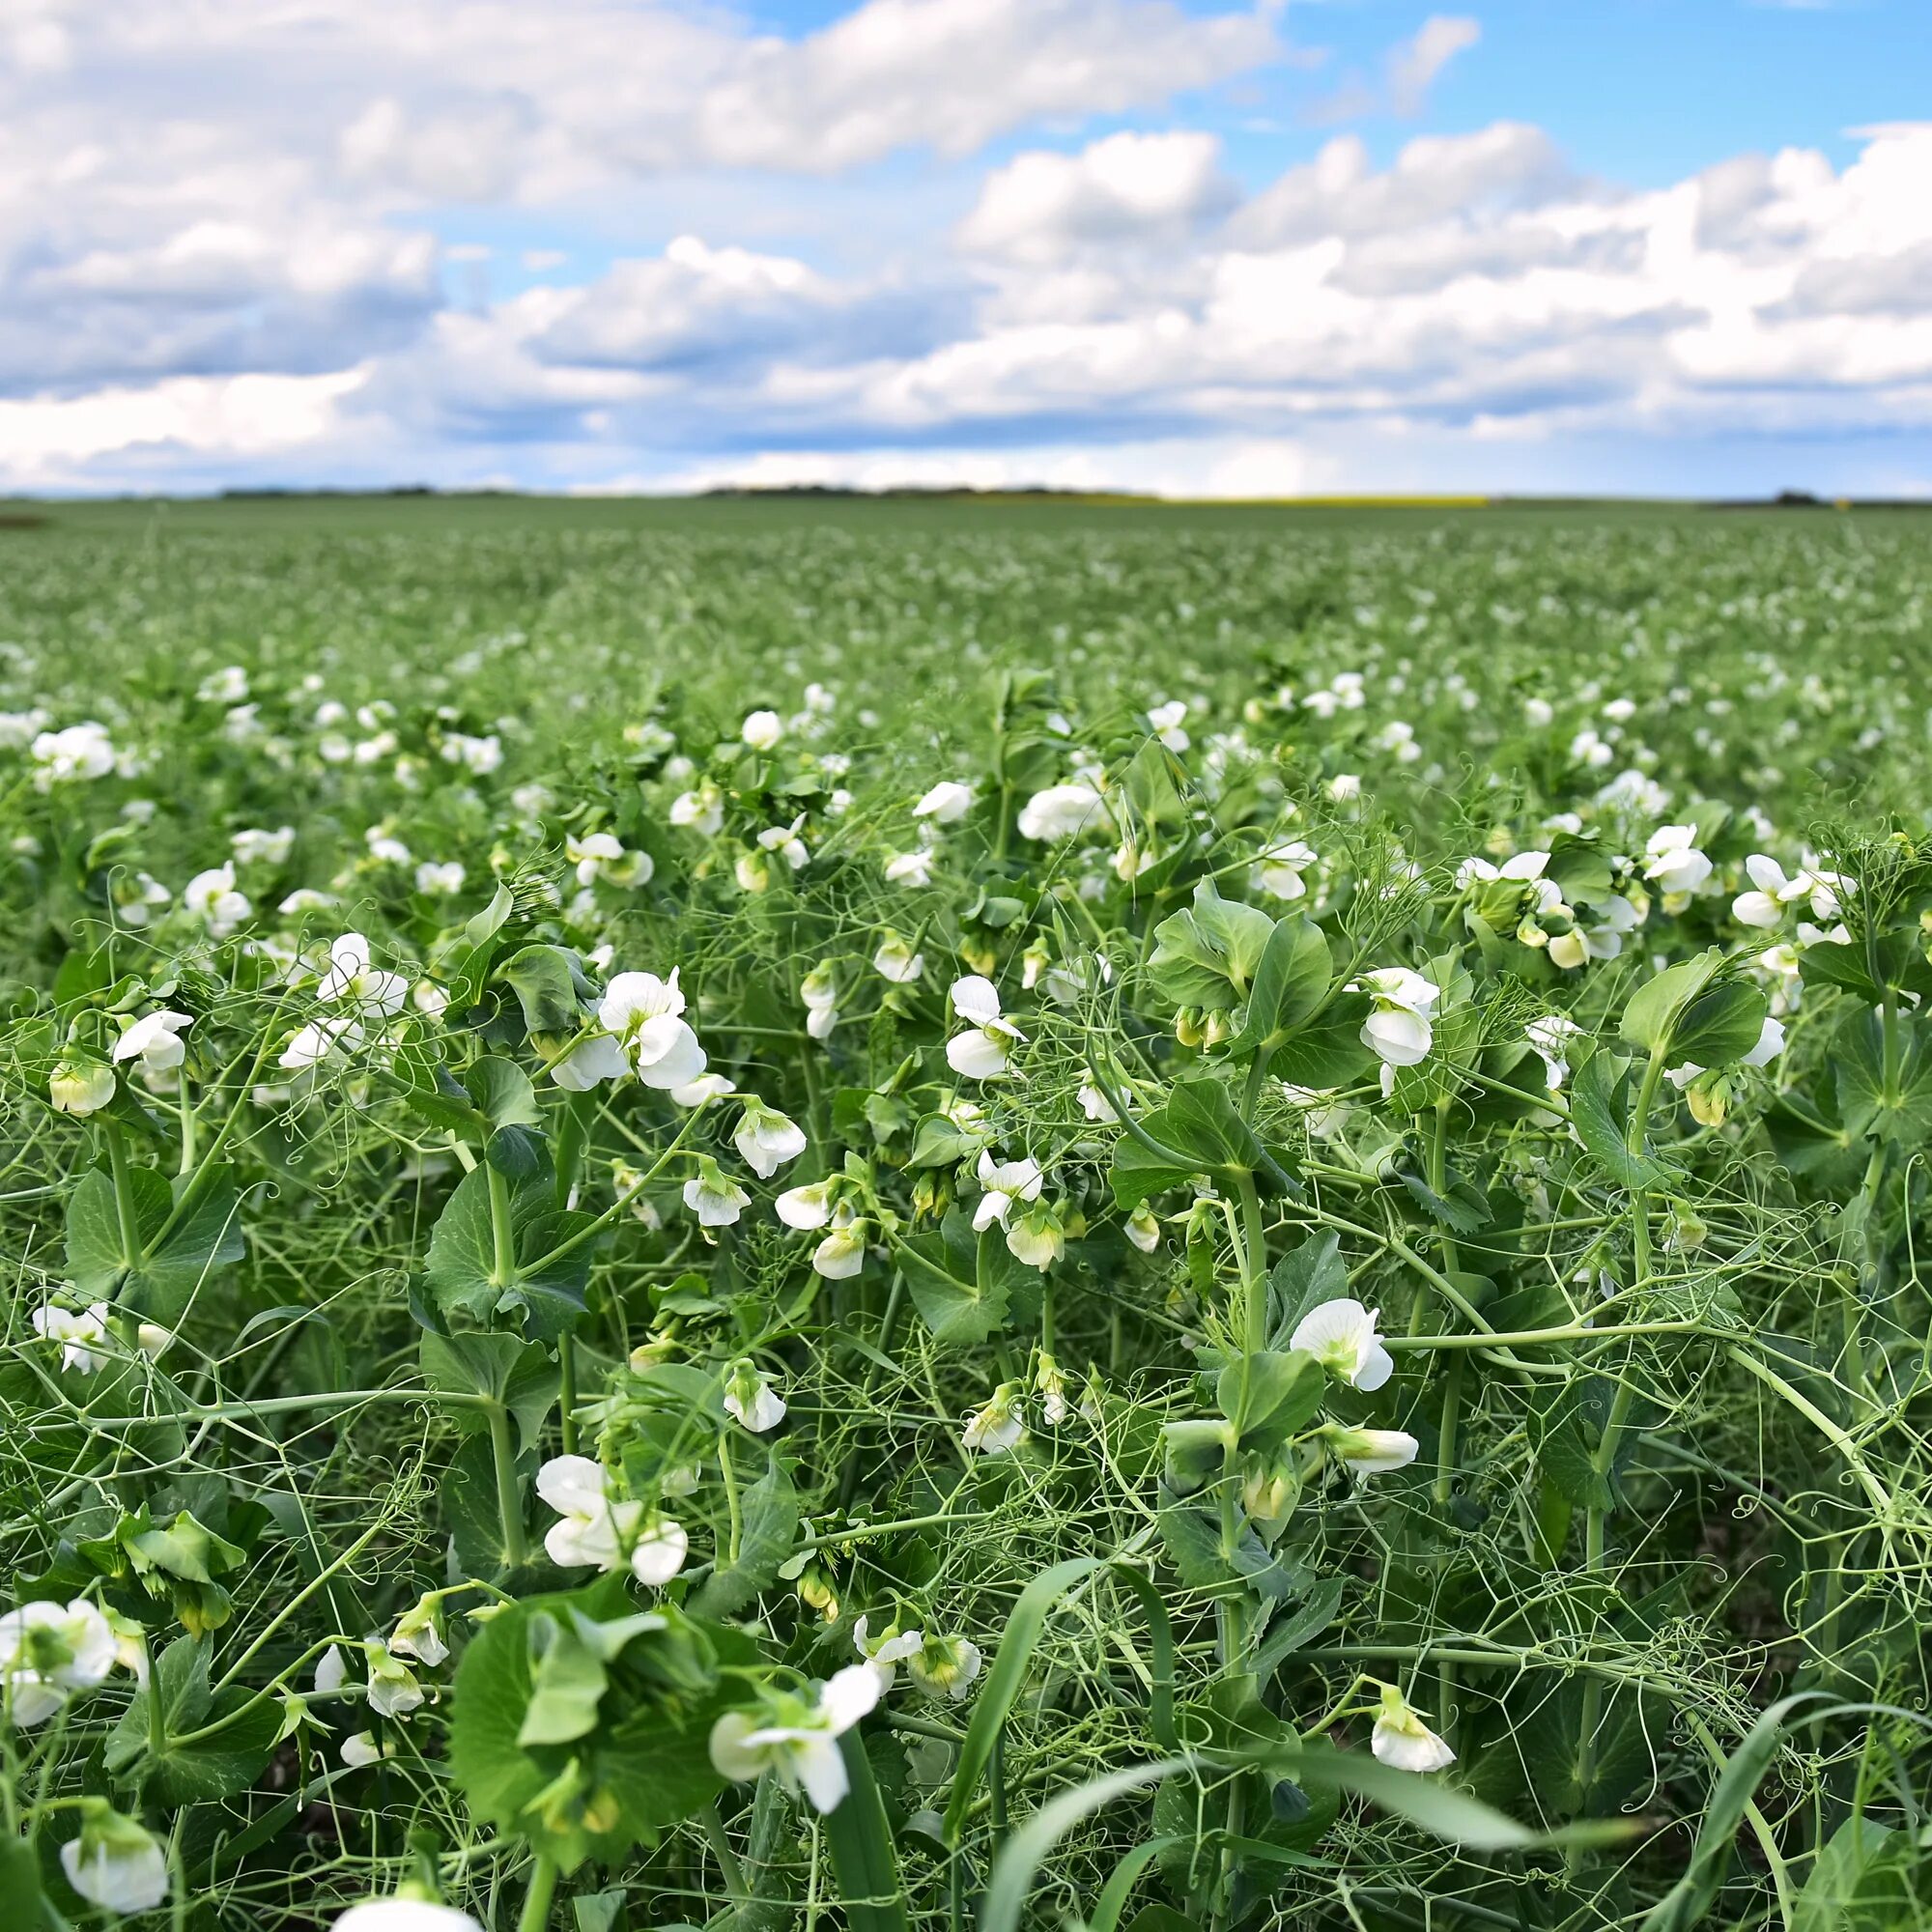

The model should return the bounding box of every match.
[956,133,1238,265]
[1387,14,1481,118]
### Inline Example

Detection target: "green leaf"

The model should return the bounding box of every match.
[468,1055,541,1129]
[446,883,515,1009]
[906,1112,984,1169]
[1793,1818,1921,1932]
[424,1165,595,1340]
[499,945,592,1035]
[1267,991,1377,1090]
[419,1329,558,1448]
[1620,951,1723,1058]
[103,1636,279,1804]
[1216,1349,1324,1452]
[1228,915,1333,1057]
[1669,981,1769,1069]
[691,1455,798,1617]
[1396,1163,1492,1234]
[1570,1053,1677,1193]
[1834,1008,1932,1146]
[65,1162,246,1324]
[1147,878,1275,1011]
[896,1209,1015,1345]
[1254,1577,1345,1677]
[1265,1232,1349,1345]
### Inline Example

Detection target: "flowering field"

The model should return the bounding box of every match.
[3,499,1930,1931]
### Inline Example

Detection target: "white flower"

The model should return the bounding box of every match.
[31,721,117,785]
[914,781,974,822]
[1,1596,117,1725]
[733,1099,808,1179]
[185,863,252,936]
[962,1382,1026,1455]
[708,1663,881,1814]
[812,1218,867,1279]
[535,1455,688,1586]
[741,709,784,752]
[332,1899,486,1932]
[1733,853,1854,927]
[1125,1205,1161,1253]
[1524,1015,1583,1090]
[415,861,467,896]
[1328,773,1361,802]
[279,1014,363,1072]
[50,1057,116,1116]
[1744,1015,1786,1067]
[60,1803,170,1913]
[1524,696,1554,727]
[1257,838,1317,900]
[1017,782,1106,842]
[600,970,707,1090]
[683,1160,751,1228]
[884,849,935,888]
[669,783,724,836]
[671,1072,735,1107]
[112,1009,194,1077]
[1352,967,1438,1067]
[1006,1205,1063,1270]
[906,1634,983,1702]
[199,666,249,704]
[231,824,294,866]
[320,933,410,1019]
[1290,1298,1394,1392]
[853,1615,924,1690]
[757,814,810,871]
[724,1360,787,1434]
[1371,1686,1455,1773]
[1324,1426,1420,1476]
[1643,825,1713,897]
[314,1646,349,1695]
[776,1178,838,1230]
[388,1597,449,1668]
[547,1033,629,1092]
[1148,699,1190,752]
[946,976,1024,1081]
[971,1151,1044,1231]
[440,732,502,775]
[365,1640,424,1719]
[872,933,925,982]
[341,1732,385,1769]
[32,1302,112,1375]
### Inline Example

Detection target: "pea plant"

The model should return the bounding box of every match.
[2,511,1929,1931]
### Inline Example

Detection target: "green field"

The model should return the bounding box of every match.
[3,497,1929,1931]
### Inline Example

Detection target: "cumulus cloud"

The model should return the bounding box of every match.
[3,0,1931,497]
[1387,15,1482,117]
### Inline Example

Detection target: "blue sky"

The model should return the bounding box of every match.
[2,0,1929,497]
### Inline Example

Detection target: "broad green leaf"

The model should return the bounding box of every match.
[691,1455,798,1617]
[1228,915,1333,1057]
[1254,1577,1345,1676]
[1669,981,1769,1069]
[103,1636,279,1804]
[424,1165,594,1340]
[1833,1008,1932,1146]
[1620,951,1722,1057]
[1265,1232,1349,1343]
[499,945,592,1035]
[1216,1349,1323,1452]
[65,1162,246,1323]
[896,1210,1015,1345]
[1793,1818,1921,1932]
[1570,1052,1677,1193]
[1147,878,1275,1010]
[419,1329,558,1447]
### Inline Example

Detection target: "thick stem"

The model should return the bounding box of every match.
[486,1161,519,1288]
[487,1404,529,1568]
[516,1854,559,1932]
[557,1335,578,1457]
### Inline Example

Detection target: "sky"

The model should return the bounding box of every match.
[3,0,1930,498]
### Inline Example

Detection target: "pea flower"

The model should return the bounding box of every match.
[185,863,252,936]
[1006,1201,1065,1270]
[535,1455,689,1586]
[1732,854,1855,928]
[733,1098,809,1179]
[1370,1684,1456,1773]
[1642,825,1713,898]
[708,1663,882,1813]
[724,1359,787,1433]
[112,1009,193,1079]
[279,1014,362,1072]
[962,1381,1026,1455]
[31,1302,111,1375]
[1124,1205,1162,1253]
[946,976,1024,1080]
[332,1898,486,1932]
[914,781,974,822]
[741,709,784,752]
[1351,968,1438,1067]
[800,962,839,1040]
[364,1640,425,1719]
[231,824,293,866]
[567,831,652,889]
[341,1732,385,1768]
[320,933,410,1018]
[683,1158,750,1228]
[60,1800,170,1913]
[972,1151,1043,1231]
[1035,1350,1069,1424]
[600,970,707,1089]
[812,1212,868,1280]
[1524,1015,1583,1090]
[671,1072,734,1107]
[31,721,117,786]
[387,1595,450,1667]
[1291,1298,1395,1392]
[775,1177,839,1230]
[1149,699,1190,752]
[1322,1425,1420,1476]
[853,1615,924,1690]
[884,848,936,888]
[1,1596,117,1725]
[669,781,725,836]
[414,861,467,896]
[907,1633,984,1701]
[1257,838,1317,900]
[50,1056,115,1116]
[873,932,925,982]
[756,814,810,871]
[546,1032,629,1091]
[1018,782,1106,842]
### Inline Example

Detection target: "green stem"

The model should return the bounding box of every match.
[516,1853,559,1932]
[823,1734,910,1932]
[557,1335,579,1457]
[487,1403,530,1568]
[486,1160,518,1287]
